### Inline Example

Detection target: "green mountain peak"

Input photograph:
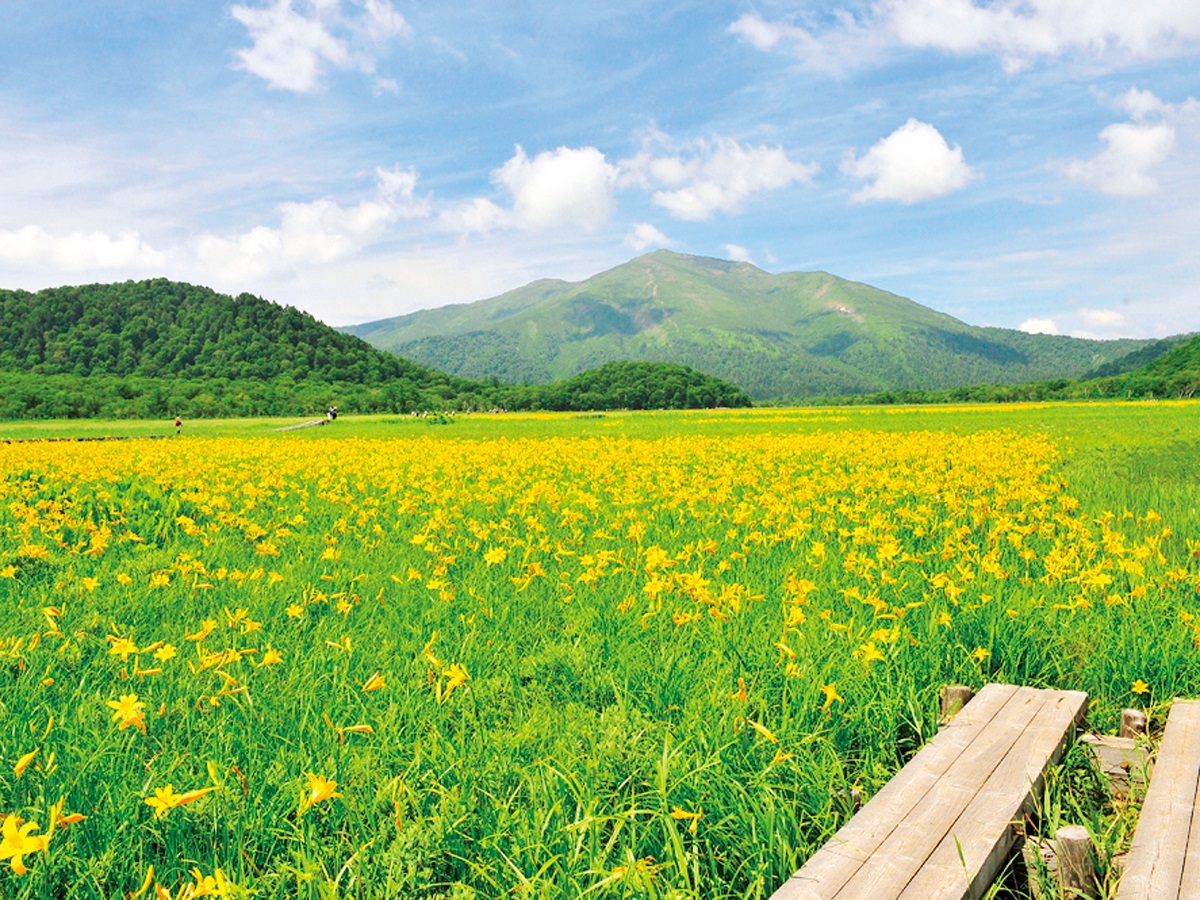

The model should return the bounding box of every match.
[344,253,1149,399]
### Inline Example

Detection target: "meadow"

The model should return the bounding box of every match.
[2,402,1199,899]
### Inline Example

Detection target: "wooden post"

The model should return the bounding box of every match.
[1055,825,1097,898]
[832,787,862,815]
[1023,826,1098,899]
[939,684,974,724]
[1120,708,1148,738]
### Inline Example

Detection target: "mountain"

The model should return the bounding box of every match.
[345,250,1152,400]
[0,279,750,419]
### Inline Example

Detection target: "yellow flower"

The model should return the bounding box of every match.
[362,671,385,692]
[116,572,133,586]
[145,784,217,818]
[1132,679,1151,696]
[0,815,51,875]
[285,603,304,619]
[971,647,991,663]
[0,565,16,579]
[107,693,147,733]
[302,773,342,810]
[148,572,170,588]
[439,662,470,701]
[670,806,702,834]
[13,748,38,778]
[732,677,747,702]
[153,644,177,662]
[259,647,283,666]
[483,547,507,565]
[820,683,843,712]
[186,619,217,642]
[744,718,779,743]
[108,636,139,659]
[858,642,885,665]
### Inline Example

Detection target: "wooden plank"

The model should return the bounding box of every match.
[1177,761,1200,899]
[1080,733,1151,797]
[895,688,1087,900]
[1119,699,1200,899]
[830,686,1052,899]
[769,684,1019,900]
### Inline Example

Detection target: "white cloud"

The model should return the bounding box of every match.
[721,243,753,262]
[1114,86,1171,122]
[496,146,618,231]
[733,3,1200,73]
[446,146,619,234]
[1063,122,1174,197]
[197,165,428,279]
[231,0,410,93]
[729,13,792,51]
[440,198,506,235]
[842,119,974,203]
[1079,308,1126,329]
[728,11,888,72]
[625,223,671,252]
[0,225,165,271]
[1061,89,1196,197]
[625,136,818,221]
[1019,317,1058,335]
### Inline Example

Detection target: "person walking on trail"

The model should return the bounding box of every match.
[175,416,182,436]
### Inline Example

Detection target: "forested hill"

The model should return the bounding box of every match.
[0,280,752,419]
[815,333,1200,406]
[0,279,431,384]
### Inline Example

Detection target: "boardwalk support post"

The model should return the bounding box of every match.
[939,684,975,724]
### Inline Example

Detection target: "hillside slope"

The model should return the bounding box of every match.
[0,279,435,384]
[0,280,752,419]
[346,250,1149,400]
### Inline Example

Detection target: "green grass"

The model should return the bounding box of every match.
[1,401,1199,898]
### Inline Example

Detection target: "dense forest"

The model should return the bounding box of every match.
[0,281,750,418]
[804,333,1200,406]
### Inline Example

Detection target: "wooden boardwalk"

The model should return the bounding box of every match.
[1116,699,1200,898]
[771,683,1088,900]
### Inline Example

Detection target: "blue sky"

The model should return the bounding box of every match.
[1,1,1197,337]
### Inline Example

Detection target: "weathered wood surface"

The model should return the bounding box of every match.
[1080,733,1150,798]
[771,683,1088,900]
[1116,699,1200,898]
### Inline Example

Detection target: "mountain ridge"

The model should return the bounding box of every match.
[344,250,1152,400]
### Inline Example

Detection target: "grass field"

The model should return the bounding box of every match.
[2,402,1199,898]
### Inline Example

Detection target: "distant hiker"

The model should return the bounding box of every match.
[174,416,182,435]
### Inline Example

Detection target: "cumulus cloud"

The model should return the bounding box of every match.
[1063,122,1174,196]
[197,165,428,279]
[721,243,753,262]
[231,0,411,93]
[1079,308,1126,329]
[732,2,1200,73]
[624,136,818,221]
[444,145,619,234]
[842,119,974,203]
[495,146,618,231]
[1019,317,1058,335]
[1061,88,1196,197]
[625,223,671,252]
[0,225,165,271]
